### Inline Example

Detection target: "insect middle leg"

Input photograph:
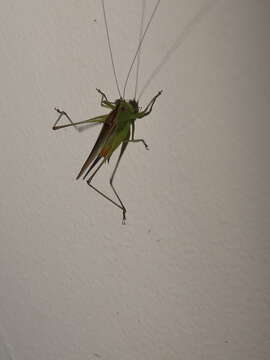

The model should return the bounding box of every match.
[123,122,149,149]
[124,139,149,149]
[138,90,162,118]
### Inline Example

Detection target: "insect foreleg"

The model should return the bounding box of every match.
[96,88,109,102]
[96,88,115,109]
[138,90,162,118]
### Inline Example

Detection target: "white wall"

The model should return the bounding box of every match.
[0,1,269,359]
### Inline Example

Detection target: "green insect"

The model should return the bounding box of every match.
[52,0,162,224]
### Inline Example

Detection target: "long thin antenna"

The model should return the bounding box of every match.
[123,0,161,99]
[134,0,146,100]
[101,0,122,98]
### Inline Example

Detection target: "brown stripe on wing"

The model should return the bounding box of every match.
[76,105,119,180]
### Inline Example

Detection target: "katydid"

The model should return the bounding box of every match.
[52,0,162,224]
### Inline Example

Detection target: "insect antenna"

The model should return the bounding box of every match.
[134,0,146,100]
[123,0,161,99]
[101,0,122,99]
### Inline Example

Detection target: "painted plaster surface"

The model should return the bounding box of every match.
[0,1,269,359]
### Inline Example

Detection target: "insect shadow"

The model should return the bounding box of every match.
[74,121,100,133]
[138,0,218,99]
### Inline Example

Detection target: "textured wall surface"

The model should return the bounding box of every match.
[0,1,269,359]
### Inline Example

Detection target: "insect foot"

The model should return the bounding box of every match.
[122,211,127,225]
[52,107,70,130]
[54,107,65,116]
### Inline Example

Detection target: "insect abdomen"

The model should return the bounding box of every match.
[101,123,130,159]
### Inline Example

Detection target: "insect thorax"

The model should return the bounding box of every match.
[115,98,139,114]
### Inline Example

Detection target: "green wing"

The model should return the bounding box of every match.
[76,105,119,180]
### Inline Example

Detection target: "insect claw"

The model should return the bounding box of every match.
[122,210,127,225]
[54,107,66,115]
[86,177,92,184]
[143,141,149,150]
[143,142,149,150]
[96,88,104,95]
